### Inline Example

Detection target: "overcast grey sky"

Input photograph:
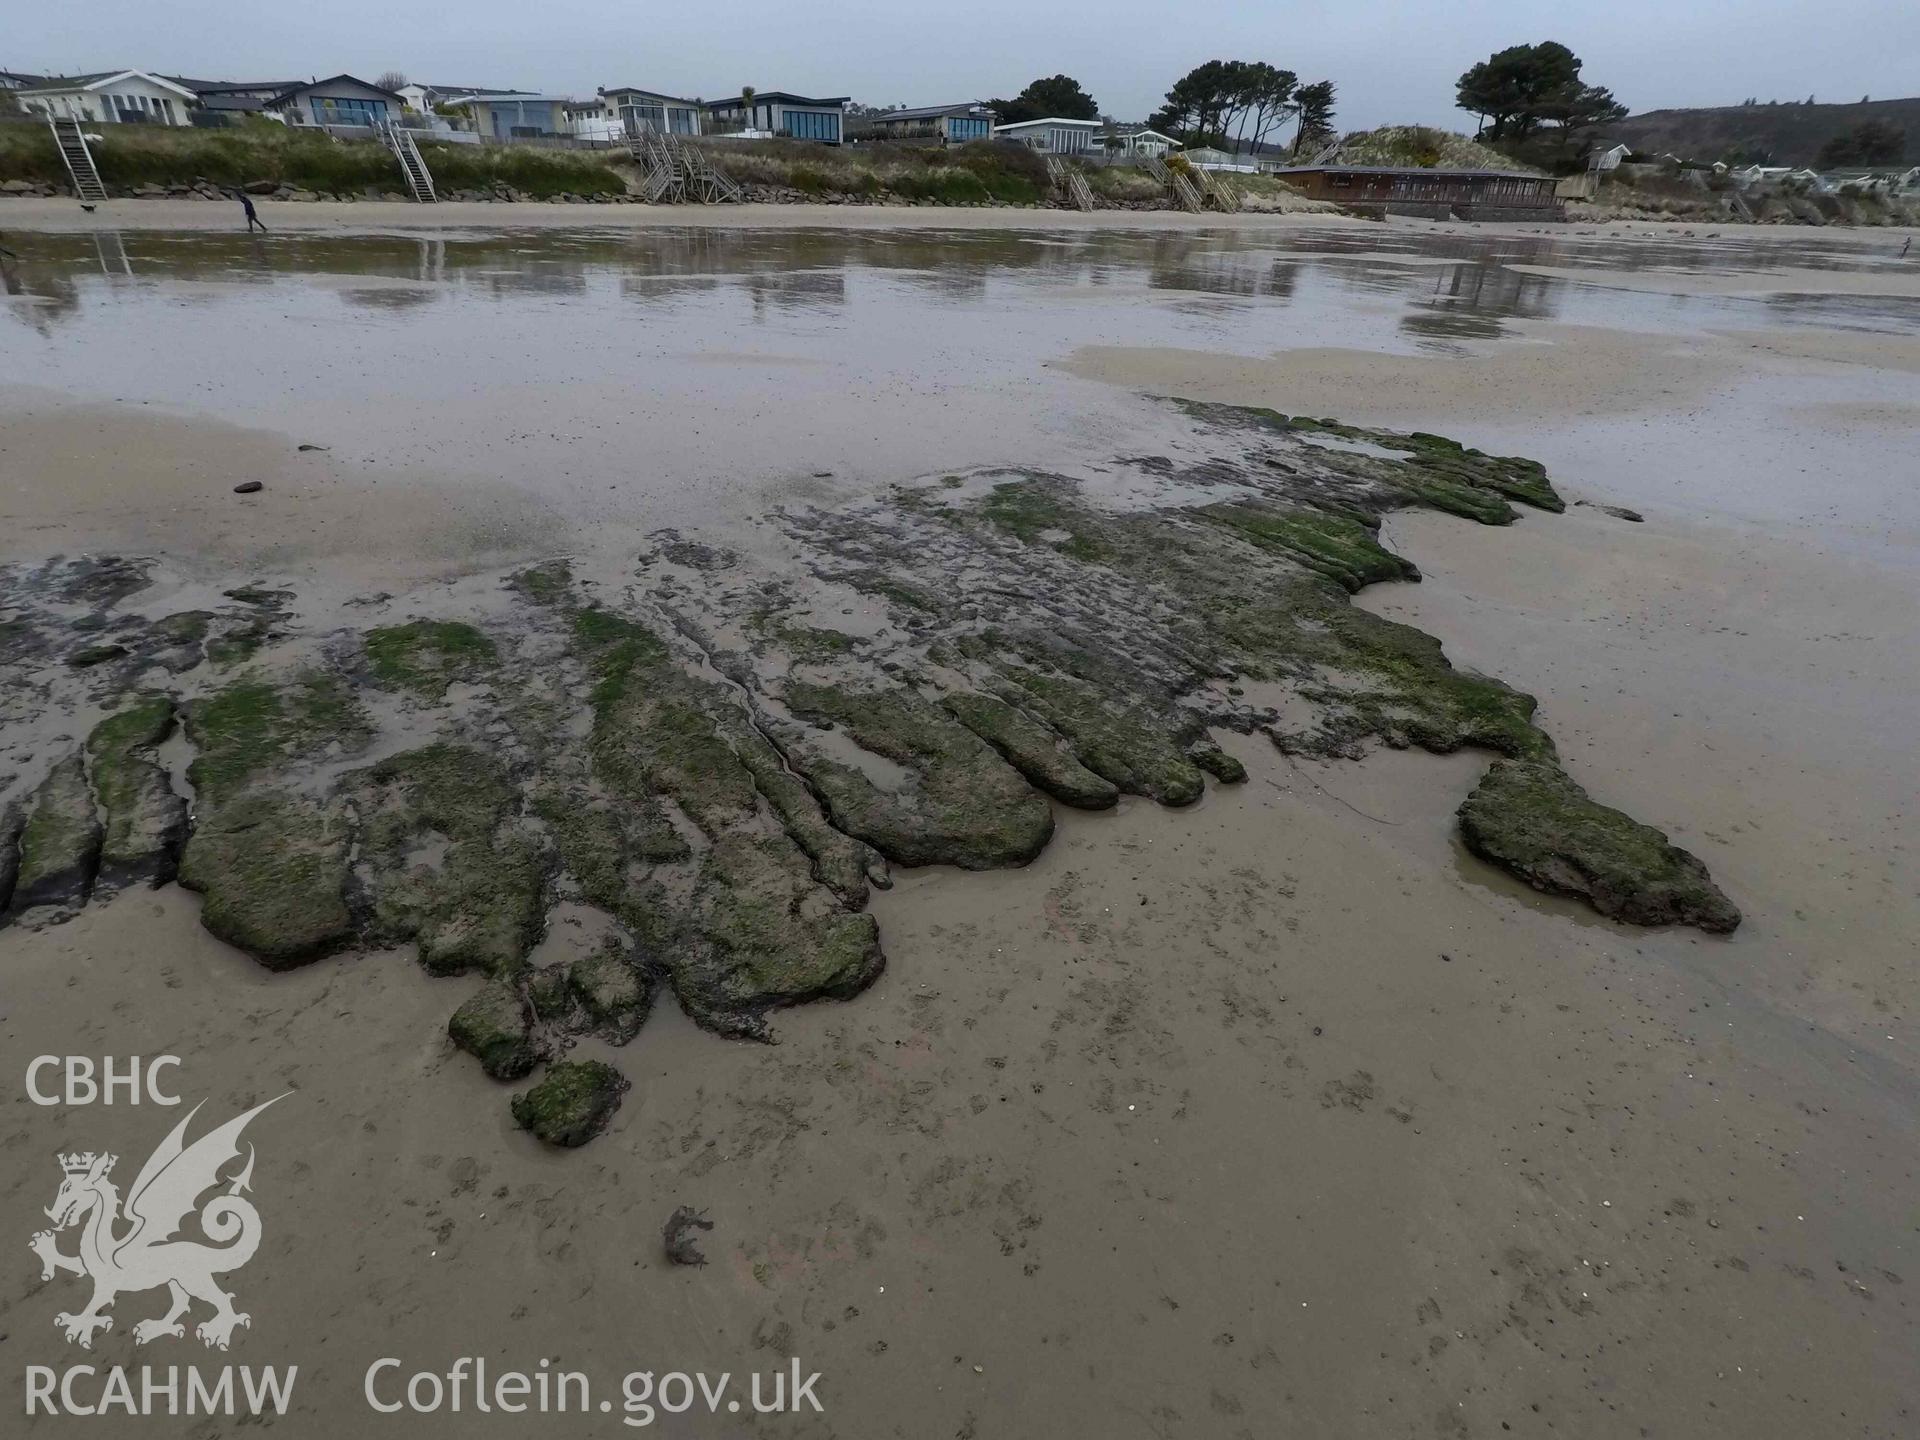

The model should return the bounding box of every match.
[9,2,1918,130]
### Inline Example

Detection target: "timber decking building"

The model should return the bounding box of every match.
[1270,165,1564,221]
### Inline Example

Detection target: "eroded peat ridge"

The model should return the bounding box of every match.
[0,400,1737,1145]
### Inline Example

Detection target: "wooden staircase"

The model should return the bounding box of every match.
[382,124,437,202]
[677,135,741,203]
[630,129,741,204]
[50,117,107,203]
[631,130,679,201]
[1046,156,1096,211]
[1146,157,1204,213]
[1067,165,1097,211]
[1197,168,1242,212]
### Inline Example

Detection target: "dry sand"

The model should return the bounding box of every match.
[1,217,1916,1437]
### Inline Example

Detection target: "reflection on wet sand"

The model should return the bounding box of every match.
[3,222,1915,573]
[1400,260,1558,343]
[5,224,1917,349]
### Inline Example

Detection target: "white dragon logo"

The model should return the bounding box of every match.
[28,1095,285,1351]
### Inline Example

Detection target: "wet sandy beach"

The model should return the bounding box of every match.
[1,214,1916,1437]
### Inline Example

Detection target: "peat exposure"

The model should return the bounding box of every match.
[0,400,1734,1145]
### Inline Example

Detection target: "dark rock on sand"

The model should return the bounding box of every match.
[984,653,1211,806]
[222,584,295,608]
[233,481,264,494]
[67,642,131,668]
[352,743,547,977]
[663,1206,714,1266]
[1175,402,1564,517]
[50,555,153,608]
[567,940,657,1044]
[1200,502,1420,592]
[1458,759,1740,933]
[176,674,370,966]
[1575,499,1645,523]
[678,833,885,1038]
[511,1059,628,1146]
[566,604,888,1035]
[86,695,189,892]
[506,558,574,606]
[0,403,1738,1143]
[179,790,357,966]
[10,756,103,914]
[730,728,888,905]
[0,617,44,667]
[783,681,1055,868]
[449,977,537,1080]
[944,690,1120,810]
[146,611,213,672]
[525,965,573,1021]
[149,611,212,645]
[0,802,24,913]
[650,535,736,571]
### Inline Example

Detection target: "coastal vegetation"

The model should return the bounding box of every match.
[713,138,1050,204]
[1604,96,1918,168]
[0,123,1210,209]
[987,74,1100,126]
[0,119,627,197]
[1816,119,1908,167]
[1321,126,1534,172]
[1455,41,1625,155]
[1148,61,1338,156]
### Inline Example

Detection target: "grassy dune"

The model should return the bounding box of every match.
[704,139,1052,204]
[0,120,1331,211]
[0,125,1063,205]
[0,120,626,197]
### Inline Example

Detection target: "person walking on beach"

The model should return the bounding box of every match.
[237,190,267,234]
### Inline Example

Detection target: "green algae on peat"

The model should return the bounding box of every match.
[1460,759,1740,932]
[352,743,549,977]
[449,976,538,1080]
[512,1059,629,1147]
[86,694,188,893]
[178,790,357,968]
[364,619,499,699]
[783,680,1056,868]
[10,756,101,914]
[0,402,1742,1146]
[0,804,23,914]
